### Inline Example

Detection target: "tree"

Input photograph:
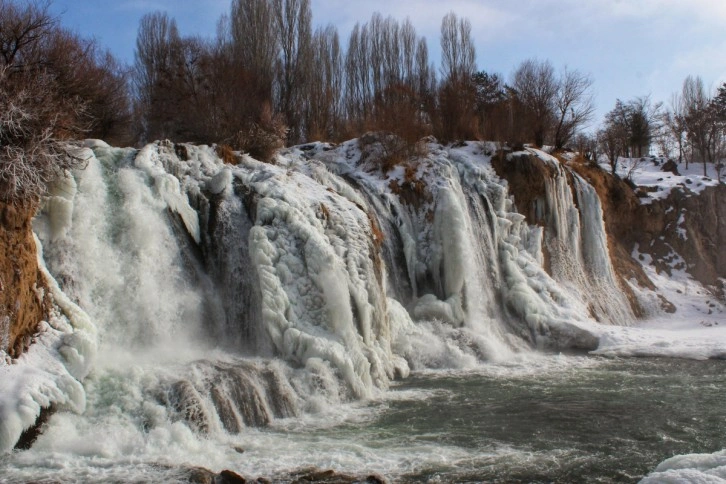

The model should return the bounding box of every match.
[597,122,627,176]
[552,68,594,150]
[272,0,312,144]
[510,59,593,149]
[439,12,476,84]
[711,82,726,181]
[0,0,127,202]
[661,92,688,167]
[132,12,183,141]
[599,96,662,180]
[437,12,477,141]
[305,25,343,140]
[471,71,508,141]
[511,59,557,147]
[681,75,723,177]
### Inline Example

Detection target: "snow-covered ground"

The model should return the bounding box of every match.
[588,155,726,360]
[604,156,721,204]
[593,255,726,360]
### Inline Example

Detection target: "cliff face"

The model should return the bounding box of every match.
[495,151,726,313]
[637,185,726,291]
[571,161,726,297]
[0,201,49,358]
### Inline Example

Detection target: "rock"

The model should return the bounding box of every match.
[287,467,387,483]
[186,467,247,484]
[0,200,51,358]
[14,405,54,450]
[661,159,680,176]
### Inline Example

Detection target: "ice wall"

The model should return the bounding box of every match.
[535,149,634,325]
[2,138,635,451]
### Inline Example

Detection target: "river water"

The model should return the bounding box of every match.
[3,355,723,483]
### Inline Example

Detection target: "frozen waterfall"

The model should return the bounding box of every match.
[1,139,636,453]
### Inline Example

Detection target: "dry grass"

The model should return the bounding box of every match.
[215,144,239,165]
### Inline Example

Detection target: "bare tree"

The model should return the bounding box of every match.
[440,12,475,83]
[306,25,343,140]
[552,68,594,150]
[437,12,477,141]
[133,12,182,141]
[661,92,688,167]
[0,1,94,202]
[598,123,627,176]
[681,75,724,177]
[511,59,557,147]
[344,22,371,128]
[229,0,278,97]
[272,0,312,144]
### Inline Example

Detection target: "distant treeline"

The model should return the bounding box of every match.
[130,0,598,159]
[1,0,724,203]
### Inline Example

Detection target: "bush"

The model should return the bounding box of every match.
[226,104,287,163]
[0,1,128,203]
[0,68,87,202]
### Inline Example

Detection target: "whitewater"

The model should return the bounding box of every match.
[1,139,724,482]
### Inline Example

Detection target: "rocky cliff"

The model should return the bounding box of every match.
[494,150,725,313]
[0,201,50,358]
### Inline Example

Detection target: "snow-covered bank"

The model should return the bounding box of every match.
[641,451,726,483]
[594,248,726,360]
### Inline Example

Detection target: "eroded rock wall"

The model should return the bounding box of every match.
[495,150,726,310]
[0,201,49,357]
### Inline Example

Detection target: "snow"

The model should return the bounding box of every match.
[641,450,726,483]
[601,156,721,204]
[592,244,726,360]
[0,236,97,453]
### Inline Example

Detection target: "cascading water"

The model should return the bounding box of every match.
[0,138,641,478]
[536,148,634,325]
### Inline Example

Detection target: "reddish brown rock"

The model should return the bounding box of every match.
[0,200,50,358]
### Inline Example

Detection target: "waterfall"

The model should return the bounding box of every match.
[536,148,634,325]
[1,139,632,454]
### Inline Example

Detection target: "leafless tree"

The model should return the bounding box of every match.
[439,12,475,83]
[344,22,371,127]
[306,25,343,140]
[437,12,477,141]
[511,59,557,147]
[229,0,278,97]
[133,12,182,141]
[681,75,723,177]
[272,0,312,144]
[661,92,688,167]
[552,68,594,150]
[0,0,128,202]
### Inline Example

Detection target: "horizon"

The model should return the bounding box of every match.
[49,0,726,135]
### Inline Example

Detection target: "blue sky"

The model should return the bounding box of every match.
[50,0,726,128]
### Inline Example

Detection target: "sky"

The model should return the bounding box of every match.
[49,0,726,129]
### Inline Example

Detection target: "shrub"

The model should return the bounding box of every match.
[0,68,87,202]
[227,105,287,163]
[0,1,127,203]
[215,144,239,165]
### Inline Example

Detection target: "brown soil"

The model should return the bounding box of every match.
[0,200,50,358]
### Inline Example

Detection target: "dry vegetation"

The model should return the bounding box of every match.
[0,0,129,203]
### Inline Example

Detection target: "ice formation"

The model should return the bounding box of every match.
[0,138,697,455]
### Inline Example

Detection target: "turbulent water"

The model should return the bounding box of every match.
[0,139,723,481]
[2,356,725,482]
